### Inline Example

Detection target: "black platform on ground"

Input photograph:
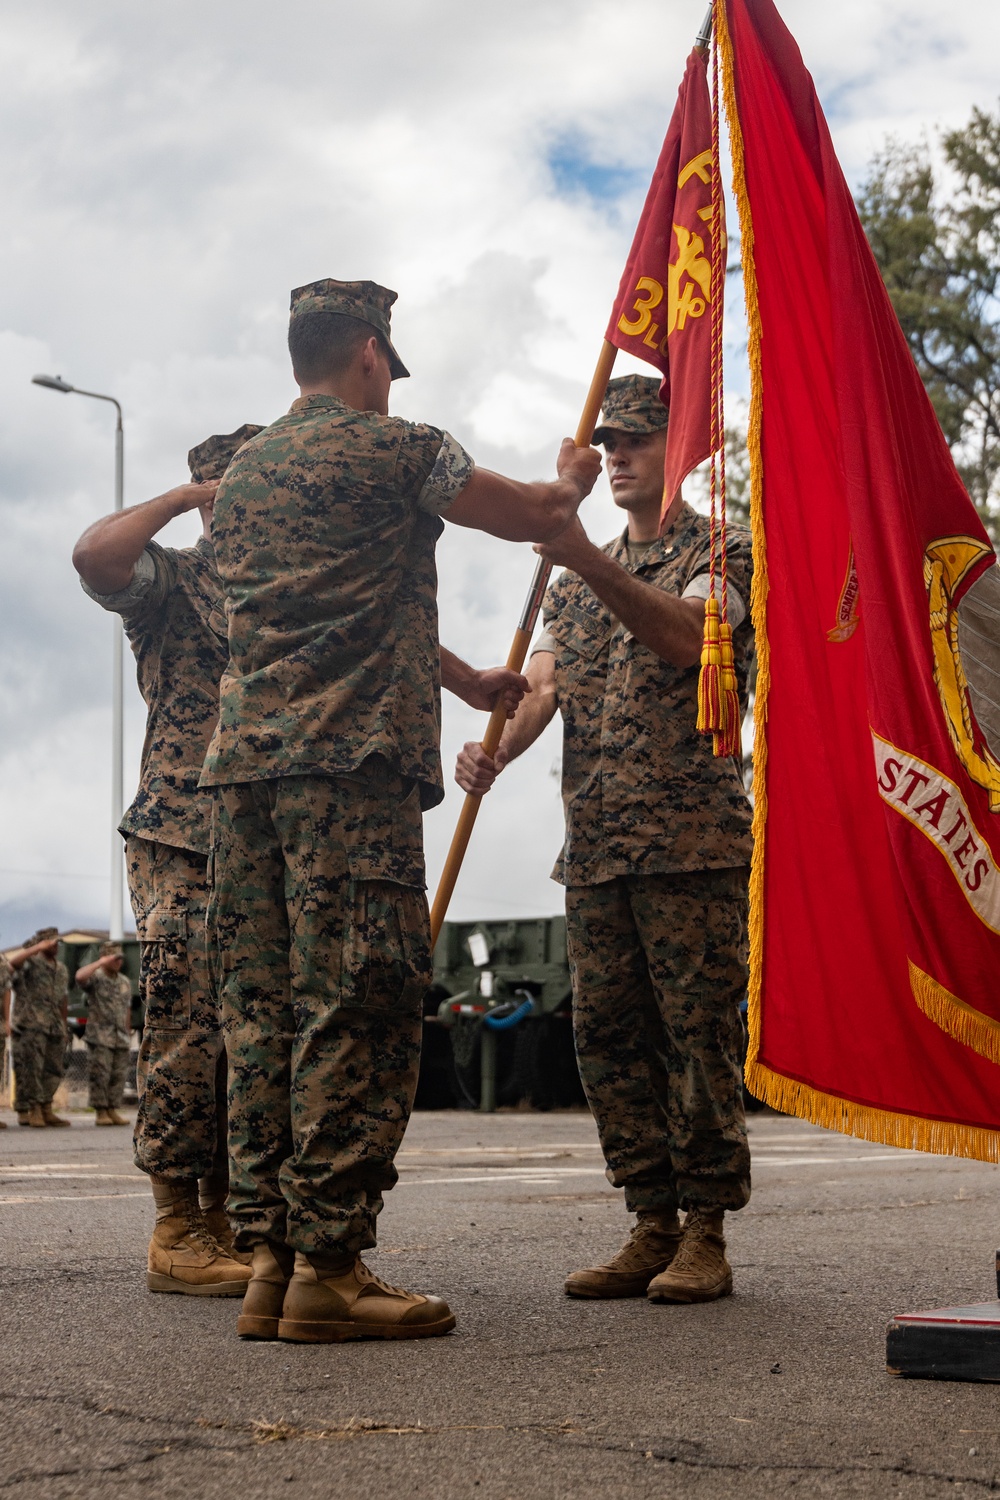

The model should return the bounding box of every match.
[886,1250,1000,1382]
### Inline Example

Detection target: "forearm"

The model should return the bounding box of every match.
[8,941,46,971]
[497,673,558,762]
[454,647,557,795]
[440,647,477,701]
[72,492,183,593]
[570,547,704,668]
[447,470,584,544]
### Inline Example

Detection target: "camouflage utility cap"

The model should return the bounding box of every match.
[99,941,123,957]
[30,927,59,945]
[289,278,409,380]
[593,374,669,445]
[188,425,266,484]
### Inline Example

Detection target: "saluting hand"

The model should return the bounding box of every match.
[168,480,220,516]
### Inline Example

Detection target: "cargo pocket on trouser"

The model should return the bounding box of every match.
[340,882,433,1012]
[346,881,432,1137]
[340,882,431,1143]
[138,910,192,1030]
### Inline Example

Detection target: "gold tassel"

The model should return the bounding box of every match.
[712,620,742,756]
[697,595,723,733]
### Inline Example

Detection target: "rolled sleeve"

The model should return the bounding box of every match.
[80,549,159,615]
[416,432,475,516]
[531,626,557,655]
[681,572,747,630]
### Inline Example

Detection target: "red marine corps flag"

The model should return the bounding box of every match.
[606,45,716,509]
[718,0,1000,1155]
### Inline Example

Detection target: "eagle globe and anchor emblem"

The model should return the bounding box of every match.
[925,536,1000,813]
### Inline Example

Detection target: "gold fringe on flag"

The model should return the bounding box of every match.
[741,1060,1000,1163]
[909,960,1000,1068]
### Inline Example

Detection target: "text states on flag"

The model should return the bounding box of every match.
[873,733,999,930]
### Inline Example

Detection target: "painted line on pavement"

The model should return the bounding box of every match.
[0,1192,150,1205]
[0,1172,146,1182]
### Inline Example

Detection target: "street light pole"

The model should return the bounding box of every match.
[32,374,126,940]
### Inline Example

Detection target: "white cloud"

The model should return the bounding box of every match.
[1,0,997,940]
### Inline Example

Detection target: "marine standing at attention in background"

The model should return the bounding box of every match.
[8,928,70,1129]
[201,277,601,1343]
[73,428,265,1297]
[75,940,133,1127]
[457,375,754,1306]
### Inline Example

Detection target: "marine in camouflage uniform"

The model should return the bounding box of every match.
[8,928,70,1127]
[76,425,263,1295]
[456,375,754,1304]
[201,277,598,1343]
[76,941,133,1123]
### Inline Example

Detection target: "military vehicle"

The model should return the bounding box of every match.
[418,915,763,1115]
[416,916,585,1112]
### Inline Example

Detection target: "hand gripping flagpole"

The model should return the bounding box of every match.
[428,340,617,945]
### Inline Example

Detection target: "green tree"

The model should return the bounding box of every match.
[689,419,751,528]
[856,107,1000,540]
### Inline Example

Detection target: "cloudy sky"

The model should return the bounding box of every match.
[1,0,997,944]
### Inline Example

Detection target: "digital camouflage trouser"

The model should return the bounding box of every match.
[87,1041,130,1110]
[208,770,430,1258]
[126,837,227,1181]
[565,867,751,1216]
[11,1023,66,1111]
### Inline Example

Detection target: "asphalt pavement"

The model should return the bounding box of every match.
[1,1105,999,1499]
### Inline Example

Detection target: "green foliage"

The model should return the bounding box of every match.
[856,107,1000,539]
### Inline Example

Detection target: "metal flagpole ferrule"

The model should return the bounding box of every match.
[518,556,553,636]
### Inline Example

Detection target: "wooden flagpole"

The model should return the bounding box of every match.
[429,338,618,944]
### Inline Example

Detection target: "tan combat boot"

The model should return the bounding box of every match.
[27,1105,47,1128]
[199,1176,252,1266]
[108,1110,129,1126]
[237,1241,296,1340]
[41,1104,70,1128]
[565,1211,683,1298]
[94,1109,114,1127]
[278,1252,456,1343]
[647,1208,733,1303]
[147,1180,252,1296]
[17,1112,30,1127]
